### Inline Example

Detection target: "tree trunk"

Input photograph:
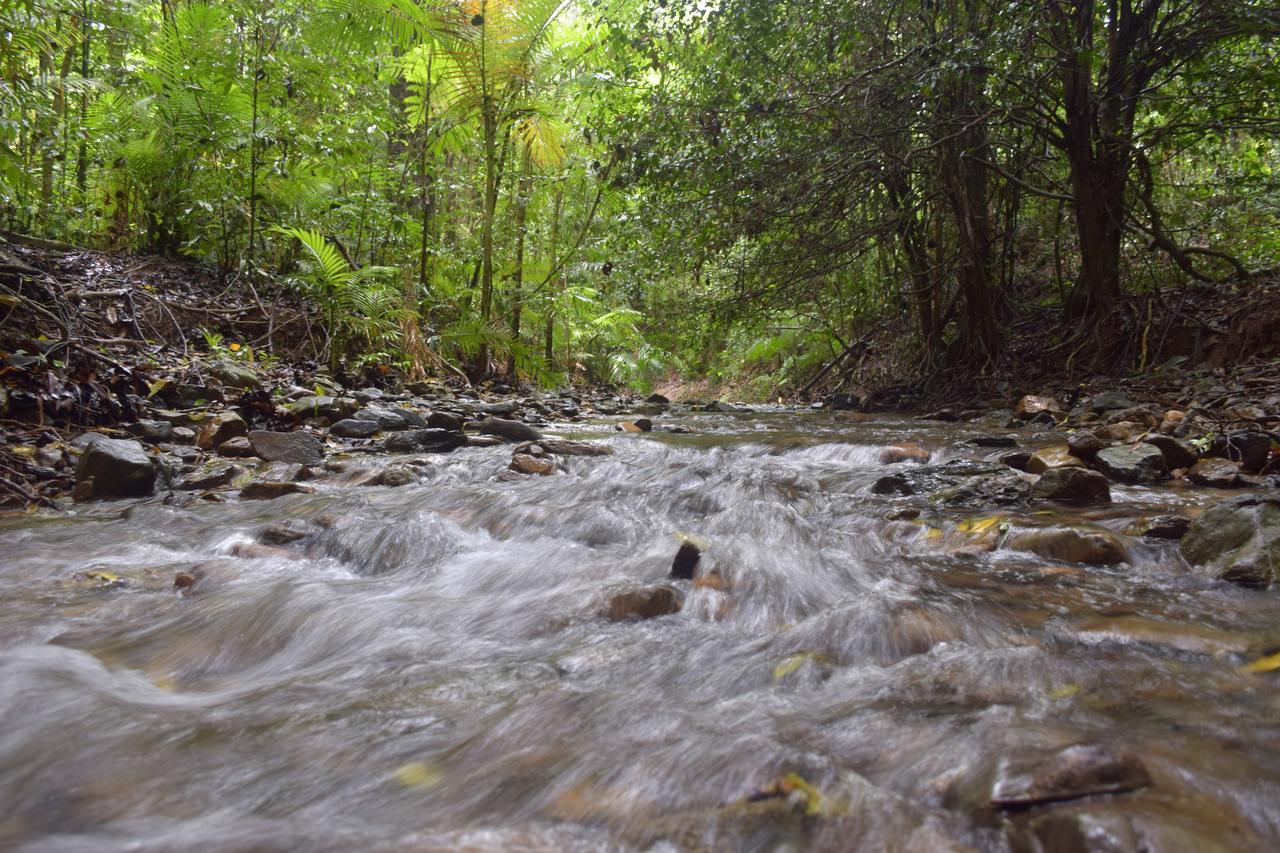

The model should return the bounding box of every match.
[506,146,532,378]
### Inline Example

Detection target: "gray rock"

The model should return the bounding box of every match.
[248,430,326,465]
[74,437,157,500]
[391,408,428,428]
[872,460,1034,507]
[206,359,260,390]
[1094,443,1166,483]
[379,467,414,487]
[330,418,382,439]
[478,400,520,416]
[70,431,110,450]
[1180,495,1280,588]
[477,417,541,443]
[383,428,467,454]
[353,408,408,430]
[513,439,614,457]
[426,411,464,432]
[125,420,174,443]
[352,387,385,403]
[1032,467,1112,503]
[969,434,1018,448]
[1089,391,1137,412]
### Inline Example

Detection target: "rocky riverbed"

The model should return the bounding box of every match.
[1,369,1279,851]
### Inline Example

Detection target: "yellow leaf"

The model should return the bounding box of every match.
[773,653,814,681]
[228,343,242,351]
[779,772,823,816]
[392,760,441,789]
[957,516,1005,535]
[1242,651,1280,673]
[1048,683,1080,699]
[86,570,122,584]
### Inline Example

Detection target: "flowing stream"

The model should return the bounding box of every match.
[2,412,1279,851]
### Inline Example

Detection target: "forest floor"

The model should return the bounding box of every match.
[1,235,1278,509]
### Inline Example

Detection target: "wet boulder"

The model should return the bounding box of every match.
[1143,434,1200,471]
[1003,526,1126,565]
[604,585,683,621]
[1031,467,1111,504]
[1188,457,1241,488]
[1067,431,1105,460]
[1127,515,1192,540]
[991,744,1151,809]
[1217,431,1272,473]
[74,437,157,500]
[1026,446,1085,475]
[513,439,613,457]
[330,418,381,439]
[1180,495,1280,588]
[969,434,1018,448]
[510,453,555,476]
[383,428,467,454]
[477,417,541,443]
[248,430,326,466]
[872,460,1034,507]
[1093,443,1166,484]
[240,480,316,500]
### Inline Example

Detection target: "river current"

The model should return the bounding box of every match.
[2,412,1278,851]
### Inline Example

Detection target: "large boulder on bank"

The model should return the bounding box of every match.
[1180,495,1280,588]
[248,430,326,465]
[383,428,467,454]
[74,437,157,500]
[1094,443,1165,483]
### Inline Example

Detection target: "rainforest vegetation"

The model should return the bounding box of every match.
[3,0,1280,393]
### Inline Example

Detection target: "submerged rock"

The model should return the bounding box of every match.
[74,437,157,500]
[872,460,1033,507]
[510,453,555,476]
[240,480,316,500]
[605,586,683,621]
[1004,526,1126,565]
[1128,515,1192,540]
[513,439,613,457]
[176,463,243,491]
[991,744,1151,808]
[1180,495,1280,588]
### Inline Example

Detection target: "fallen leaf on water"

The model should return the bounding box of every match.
[749,772,824,816]
[1048,683,1080,699]
[1241,651,1280,674]
[84,570,124,587]
[957,516,1005,535]
[392,760,441,789]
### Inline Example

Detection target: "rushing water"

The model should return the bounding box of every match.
[2,412,1280,851]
